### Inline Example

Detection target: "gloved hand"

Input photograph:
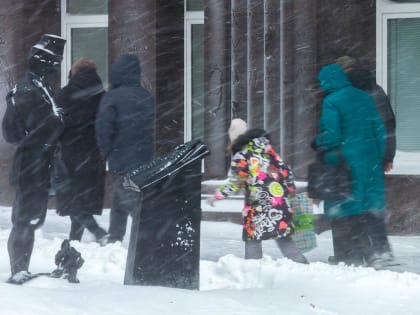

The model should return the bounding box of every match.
[207,191,224,206]
[383,162,393,173]
[310,139,318,151]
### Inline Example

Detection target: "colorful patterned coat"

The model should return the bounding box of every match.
[216,137,296,241]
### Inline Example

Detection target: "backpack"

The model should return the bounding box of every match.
[2,87,26,144]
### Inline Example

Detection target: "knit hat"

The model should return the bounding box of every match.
[228,118,248,143]
[335,55,357,73]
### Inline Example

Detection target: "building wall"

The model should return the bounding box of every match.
[0,1,418,234]
[315,1,420,233]
[282,0,376,178]
[386,176,420,234]
[203,0,420,233]
[0,0,60,206]
[0,0,185,207]
[317,0,376,71]
[109,0,184,156]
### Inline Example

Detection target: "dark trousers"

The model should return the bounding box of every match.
[245,237,308,264]
[108,174,140,242]
[331,214,373,266]
[8,223,36,275]
[8,186,48,275]
[69,214,107,241]
[365,212,392,256]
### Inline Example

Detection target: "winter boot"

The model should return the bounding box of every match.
[328,256,337,265]
[96,233,109,247]
[7,271,34,285]
[368,251,399,270]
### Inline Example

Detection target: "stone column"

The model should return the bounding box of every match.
[280,0,295,163]
[109,0,156,94]
[264,0,281,152]
[204,0,230,178]
[231,0,247,121]
[247,0,264,129]
[291,0,318,179]
[155,1,185,153]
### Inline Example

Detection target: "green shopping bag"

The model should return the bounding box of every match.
[289,192,317,253]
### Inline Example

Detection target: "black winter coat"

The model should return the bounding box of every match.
[2,71,63,221]
[96,54,155,174]
[347,69,396,165]
[55,68,105,216]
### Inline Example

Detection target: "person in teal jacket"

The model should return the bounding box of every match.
[313,64,386,266]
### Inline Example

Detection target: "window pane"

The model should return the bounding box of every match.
[67,0,108,15]
[187,0,204,11]
[71,28,108,87]
[191,24,204,141]
[388,18,420,151]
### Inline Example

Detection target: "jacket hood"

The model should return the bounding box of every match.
[231,128,270,154]
[347,68,376,91]
[318,64,351,94]
[110,54,141,88]
[68,68,104,100]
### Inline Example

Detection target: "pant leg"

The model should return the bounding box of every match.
[82,215,107,240]
[8,223,35,275]
[275,237,309,264]
[331,217,355,265]
[8,187,48,275]
[366,212,392,255]
[351,214,374,265]
[108,174,140,242]
[245,240,263,259]
[69,216,84,241]
[331,215,371,266]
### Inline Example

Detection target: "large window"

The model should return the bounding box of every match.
[67,0,108,15]
[388,18,420,152]
[61,0,108,87]
[185,7,204,141]
[377,0,420,174]
[69,28,108,85]
[187,0,204,11]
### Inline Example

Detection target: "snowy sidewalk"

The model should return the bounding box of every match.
[0,206,419,315]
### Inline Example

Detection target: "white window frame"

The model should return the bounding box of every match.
[60,0,108,87]
[376,0,420,175]
[184,10,204,142]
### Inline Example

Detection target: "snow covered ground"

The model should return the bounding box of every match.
[0,205,419,315]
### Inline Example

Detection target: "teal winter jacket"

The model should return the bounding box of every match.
[315,64,386,218]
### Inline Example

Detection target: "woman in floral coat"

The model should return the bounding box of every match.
[208,128,308,263]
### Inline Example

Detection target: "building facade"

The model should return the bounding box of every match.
[0,0,419,232]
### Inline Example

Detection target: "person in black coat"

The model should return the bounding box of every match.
[96,53,155,243]
[345,69,396,171]
[2,34,66,284]
[336,56,397,268]
[55,58,107,244]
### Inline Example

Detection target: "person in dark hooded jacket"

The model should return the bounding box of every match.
[313,64,386,267]
[335,57,396,172]
[335,57,397,268]
[55,58,107,244]
[96,53,155,243]
[2,34,66,284]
